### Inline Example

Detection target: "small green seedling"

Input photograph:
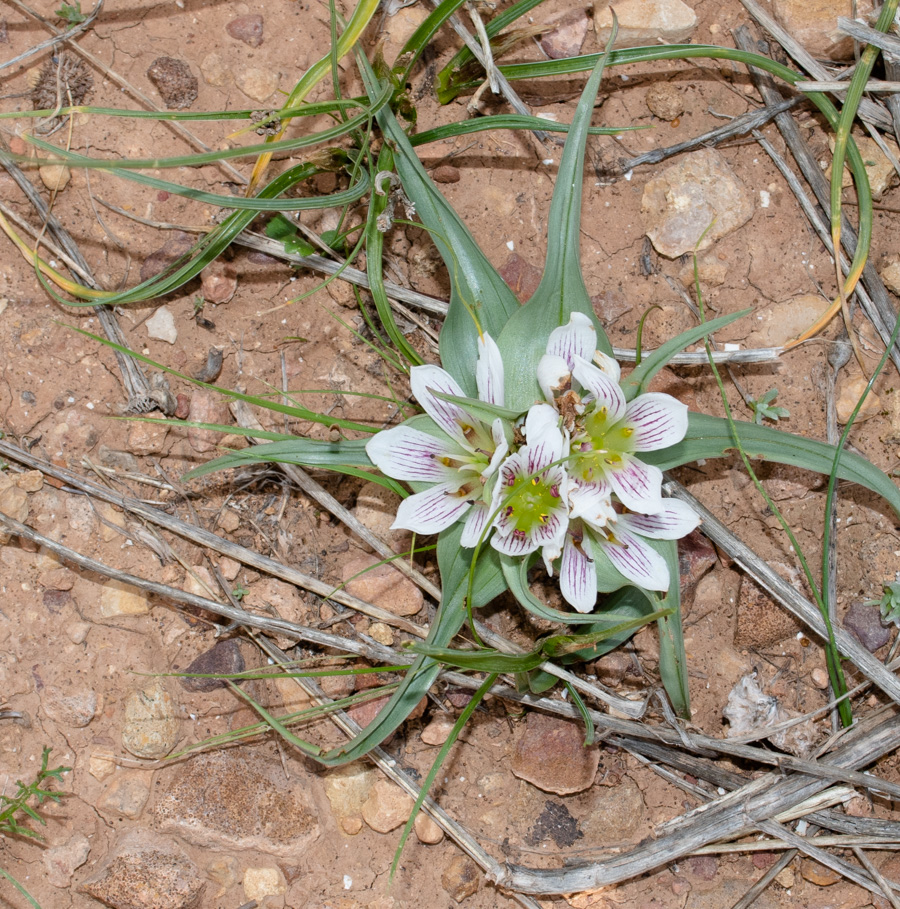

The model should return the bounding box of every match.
[867,579,900,626]
[54,1,87,26]
[749,387,790,425]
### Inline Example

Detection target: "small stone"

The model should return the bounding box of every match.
[642,149,754,258]
[811,667,830,689]
[235,67,278,102]
[678,529,717,589]
[140,231,195,283]
[42,832,90,888]
[421,715,455,746]
[413,812,443,845]
[843,602,892,652]
[511,713,599,795]
[66,621,91,644]
[187,388,230,454]
[146,306,178,344]
[688,855,718,881]
[324,763,376,832]
[243,866,287,902]
[16,469,44,492]
[499,254,542,303]
[442,855,480,903]
[354,480,412,554]
[368,622,394,646]
[226,13,264,46]
[836,376,882,424]
[179,639,245,692]
[771,0,875,62]
[39,164,70,191]
[0,482,28,544]
[89,750,117,780]
[219,556,241,580]
[242,578,310,635]
[342,816,364,835]
[97,773,151,819]
[678,251,729,288]
[432,165,461,184]
[121,679,180,759]
[595,0,697,48]
[646,82,684,121]
[200,51,232,87]
[734,571,802,648]
[147,56,198,110]
[591,651,632,687]
[218,509,241,533]
[361,779,415,834]
[80,830,205,909]
[100,579,151,617]
[207,856,239,898]
[799,858,842,886]
[578,778,646,842]
[882,257,900,296]
[200,262,237,304]
[827,135,900,201]
[342,554,423,617]
[127,418,168,456]
[539,9,590,59]
[39,566,74,590]
[43,685,97,727]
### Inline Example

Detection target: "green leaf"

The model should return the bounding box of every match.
[430,390,523,424]
[497,47,615,411]
[652,540,690,719]
[265,214,316,257]
[646,412,900,520]
[621,309,750,401]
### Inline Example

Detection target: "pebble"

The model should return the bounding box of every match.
[843,602,892,652]
[641,149,754,258]
[207,856,239,898]
[828,135,900,201]
[415,812,444,845]
[688,855,718,881]
[646,83,684,121]
[342,554,423,616]
[677,251,729,288]
[146,56,198,110]
[226,13,264,46]
[39,164,71,191]
[882,257,900,296]
[140,231,195,283]
[80,830,206,909]
[88,749,117,781]
[200,261,237,304]
[243,866,287,902]
[441,855,480,903]
[127,418,169,455]
[235,66,278,102]
[186,388,230,454]
[100,579,151,617]
[0,480,28,544]
[499,254,542,303]
[353,480,412,553]
[66,620,91,644]
[771,0,875,61]
[511,712,599,795]
[179,639,245,691]
[421,714,455,746]
[799,857,842,886]
[42,832,91,888]
[678,529,717,590]
[39,566,74,590]
[43,685,97,727]
[578,778,646,842]
[121,679,180,759]
[733,571,801,648]
[218,509,241,533]
[97,773,151,819]
[219,555,241,580]
[154,749,319,855]
[368,622,394,646]
[242,578,311,650]
[836,376,882,424]
[432,164,461,184]
[361,779,414,834]
[539,9,591,59]
[200,51,232,87]
[595,0,697,48]
[750,294,831,348]
[145,305,178,344]
[811,667,830,689]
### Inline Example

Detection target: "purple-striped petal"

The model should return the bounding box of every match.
[568,478,615,528]
[624,393,689,451]
[537,354,571,402]
[523,404,565,471]
[366,425,462,483]
[572,357,626,422]
[618,499,700,540]
[410,365,469,445]
[393,483,471,535]
[482,419,510,479]
[460,501,492,548]
[490,528,538,557]
[607,455,664,514]
[561,532,597,613]
[546,313,596,369]
[592,350,621,383]
[530,510,567,550]
[476,333,505,406]
[540,514,569,574]
[598,528,670,591]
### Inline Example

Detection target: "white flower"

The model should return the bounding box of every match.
[560,491,701,612]
[366,334,508,542]
[538,313,689,515]
[489,403,569,566]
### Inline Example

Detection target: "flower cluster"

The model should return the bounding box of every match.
[367,315,700,613]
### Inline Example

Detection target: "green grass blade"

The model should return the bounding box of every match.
[0,867,41,909]
[397,0,469,81]
[652,541,689,718]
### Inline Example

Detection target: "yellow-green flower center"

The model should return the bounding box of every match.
[572,406,635,483]
[504,475,560,534]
